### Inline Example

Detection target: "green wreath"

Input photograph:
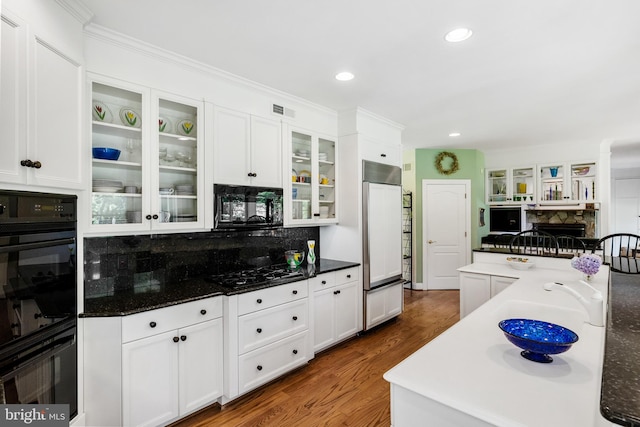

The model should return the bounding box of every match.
[435,151,459,175]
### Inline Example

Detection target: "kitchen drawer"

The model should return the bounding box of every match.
[238,299,308,354]
[309,272,336,292]
[335,267,358,286]
[122,297,222,343]
[238,330,309,395]
[238,281,308,315]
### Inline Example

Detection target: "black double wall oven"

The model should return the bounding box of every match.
[0,190,77,416]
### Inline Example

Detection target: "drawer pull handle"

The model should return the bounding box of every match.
[292,316,298,321]
[321,280,327,285]
[334,290,341,295]
[257,328,262,333]
[257,298,263,304]
[173,336,179,343]
[292,290,298,295]
[200,309,207,315]
[292,349,298,355]
[150,321,157,328]
[257,365,263,371]
[346,274,351,278]
[180,335,187,341]
[381,153,387,157]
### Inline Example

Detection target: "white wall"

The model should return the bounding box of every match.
[483,140,600,169]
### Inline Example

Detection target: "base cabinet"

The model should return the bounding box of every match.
[224,281,310,401]
[365,282,403,330]
[84,297,223,427]
[459,272,517,318]
[311,267,360,353]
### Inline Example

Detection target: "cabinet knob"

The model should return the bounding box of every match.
[334,290,341,295]
[257,365,263,371]
[200,309,207,315]
[257,298,262,304]
[313,213,320,217]
[292,349,298,355]
[21,160,32,167]
[20,159,42,168]
[152,214,159,220]
[149,321,157,328]
[292,290,298,295]
[381,153,387,158]
[180,335,187,341]
[321,280,326,285]
[33,161,42,169]
[292,316,298,321]
[173,336,179,343]
[146,214,152,220]
[256,328,262,333]
[346,274,351,279]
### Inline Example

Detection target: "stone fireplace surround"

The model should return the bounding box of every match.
[525,209,598,238]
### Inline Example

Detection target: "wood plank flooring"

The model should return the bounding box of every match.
[172,289,460,427]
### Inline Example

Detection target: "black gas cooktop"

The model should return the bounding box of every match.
[205,264,304,289]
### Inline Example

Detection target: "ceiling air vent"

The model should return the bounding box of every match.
[403,163,412,172]
[272,103,296,119]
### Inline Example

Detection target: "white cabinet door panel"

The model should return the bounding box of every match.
[213,107,250,185]
[122,330,179,427]
[179,319,223,415]
[368,183,402,285]
[312,287,335,352]
[334,281,360,341]
[250,116,282,187]
[459,272,490,318]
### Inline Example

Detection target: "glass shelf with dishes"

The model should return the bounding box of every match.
[285,127,338,225]
[538,161,598,204]
[89,76,204,231]
[486,166,535,205]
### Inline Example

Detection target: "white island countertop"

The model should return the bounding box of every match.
[384,255,614,427]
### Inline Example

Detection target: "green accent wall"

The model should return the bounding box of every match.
[411,149,488,284]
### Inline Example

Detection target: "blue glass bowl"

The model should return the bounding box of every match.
[498,318,579,363]
[92,147,121,161]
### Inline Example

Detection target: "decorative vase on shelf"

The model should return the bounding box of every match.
[307,240,316,265]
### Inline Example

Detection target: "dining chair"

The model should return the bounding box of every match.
[556,234,587,254]
[509,230,559,256]
[591,233,640,274]
[493,233,513,249]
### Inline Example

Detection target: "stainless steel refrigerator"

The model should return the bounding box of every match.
[362,160,404,330]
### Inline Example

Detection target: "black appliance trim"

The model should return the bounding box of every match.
[1,333,75,378]
[0,317,76,366]
[0,237,76,254]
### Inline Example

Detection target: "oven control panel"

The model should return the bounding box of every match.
[0,192,76,222]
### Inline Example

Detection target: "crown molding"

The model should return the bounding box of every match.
[55,0,94,25]
[83,23,337,117]
[339,107,405,131]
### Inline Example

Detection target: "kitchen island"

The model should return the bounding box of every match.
[384,254,613,427]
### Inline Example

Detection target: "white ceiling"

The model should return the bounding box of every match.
[79,0,640,153]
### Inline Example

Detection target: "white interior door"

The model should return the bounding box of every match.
[423,180,470,290]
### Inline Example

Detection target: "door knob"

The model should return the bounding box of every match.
[428,240,437,244]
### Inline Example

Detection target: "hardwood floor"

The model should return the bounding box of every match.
[172,289,460,427]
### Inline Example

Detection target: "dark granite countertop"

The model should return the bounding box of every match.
[600,272,640,426]
[80,258,359,317]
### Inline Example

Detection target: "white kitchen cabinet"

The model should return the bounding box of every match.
[538,161,598,204]
[89,75,205,232]
[0,11,84,189]
[311,267,360,353]
[213,106,282,187]
[365,282,403,330]
[360,136,402,167]
[224,281,310,401]
[459,272,516,318]
[285,125,338,226]
[486,166,535,205]
[84,297,223,427]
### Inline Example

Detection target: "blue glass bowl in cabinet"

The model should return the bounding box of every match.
[498,318,579,363]
[92,147,121,161]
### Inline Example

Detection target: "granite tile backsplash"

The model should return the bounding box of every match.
[84,227,319,300]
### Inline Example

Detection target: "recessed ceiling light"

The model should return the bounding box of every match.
[445,28,472,43]
[449,132,461,137]
[335,72,354,81]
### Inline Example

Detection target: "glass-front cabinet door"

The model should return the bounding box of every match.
[153,93,203,229]
[538,161,597,204]
[89,75,204,231]
[91,79,147,228]
[286,127,338,225]
[486,166,535,205]
[486,168,508,204]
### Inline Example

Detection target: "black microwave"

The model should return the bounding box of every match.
[214,184,283,229]
[489,206,525,233]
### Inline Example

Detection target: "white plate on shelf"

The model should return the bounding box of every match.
[119,108,141,128]
[92,101,113,123]
[158,116,172,133]
[93,186,123,193]
[177,119,196,136]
